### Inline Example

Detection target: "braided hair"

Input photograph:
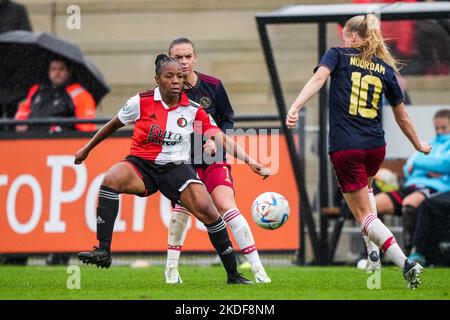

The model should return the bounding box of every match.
[155,54,181,76]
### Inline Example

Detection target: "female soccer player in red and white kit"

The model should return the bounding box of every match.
[286,14,431,289]
[75,54,269,284]
[164,38,271,284]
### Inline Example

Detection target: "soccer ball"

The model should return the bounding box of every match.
[251,192,290,230]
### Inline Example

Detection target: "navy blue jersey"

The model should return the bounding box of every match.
[317,47,404,153]
[183,72,235,167]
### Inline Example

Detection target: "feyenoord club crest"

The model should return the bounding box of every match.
[199,96,211,108]
[177,116,187,128]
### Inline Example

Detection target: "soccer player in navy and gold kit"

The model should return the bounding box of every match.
[286,14,431,289]
[164,38,271,284]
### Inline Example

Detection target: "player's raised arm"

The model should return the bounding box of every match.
[195,106,270,179]
[391,102,432,155]
[74,116,124,164]
[286,66,330,129]
[214,131,271,179]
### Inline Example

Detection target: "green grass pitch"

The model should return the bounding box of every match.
[0,265,449,300]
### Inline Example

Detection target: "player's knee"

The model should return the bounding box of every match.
[193,199,219,222]
[354,211,367,225]
[215,202,232,215]
[211,194,236,215]
[102,173,117,189]
[102,171,126,191]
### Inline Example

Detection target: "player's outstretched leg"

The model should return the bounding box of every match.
[362,214,423,289]
[363,188,381,272]
[78,185,118,268]
[344,186,423,289]
[205,217,253,284]
[78,162,145,269]
[222,207,271,283]
[165,206,191,284]
[166,204,270,284]
[211,185,270,283]
[180,183,253,285]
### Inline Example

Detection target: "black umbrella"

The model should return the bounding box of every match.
[0,30,110,105]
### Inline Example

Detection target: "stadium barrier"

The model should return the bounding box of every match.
[0,118,300,255]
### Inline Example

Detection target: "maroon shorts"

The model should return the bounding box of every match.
[195,163,234,194]
[330,145,386,193]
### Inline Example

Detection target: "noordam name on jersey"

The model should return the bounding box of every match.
[146,124,183,146]
[349,56,386,75]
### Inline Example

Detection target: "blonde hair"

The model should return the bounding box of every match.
[344,14,400,73]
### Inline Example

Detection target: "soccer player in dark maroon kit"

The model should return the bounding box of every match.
[286,14,431,289]
[164,38,271,284]
[75,55,269,284]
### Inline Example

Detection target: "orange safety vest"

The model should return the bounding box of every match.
[15,83,97,132]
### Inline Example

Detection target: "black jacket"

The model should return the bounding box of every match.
[28,82,76,132]
[0,0,32,34]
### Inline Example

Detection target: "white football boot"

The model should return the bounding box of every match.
[403,260,423,289]
[253,265,271,283]
[366,250,381,272]
[165,264,183,284]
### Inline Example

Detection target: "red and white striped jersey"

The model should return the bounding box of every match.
[118,87,220,164]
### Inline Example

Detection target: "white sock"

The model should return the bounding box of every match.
[362,214,407,269]
[363,188,380,255]
[223,208,263,271]
[166,205,191,269]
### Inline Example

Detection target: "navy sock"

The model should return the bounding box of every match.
[96,185,120,252]
[205,217,238,276]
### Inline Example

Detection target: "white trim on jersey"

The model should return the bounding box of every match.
[178,179,204,192]
[154,103,199,164]
[118,94,140,125]
[154,87,171,110]
[154,87,162,101]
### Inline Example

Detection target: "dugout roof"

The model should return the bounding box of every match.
[256,2,450,23]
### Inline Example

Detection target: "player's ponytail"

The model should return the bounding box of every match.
[344,14,400,73]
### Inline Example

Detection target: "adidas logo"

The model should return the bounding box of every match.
[97,216,105,224]
[150,113,156,120]
[221,246,233,255]
[369,251,379,262]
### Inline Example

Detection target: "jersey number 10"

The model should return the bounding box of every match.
[349,72,382,119]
